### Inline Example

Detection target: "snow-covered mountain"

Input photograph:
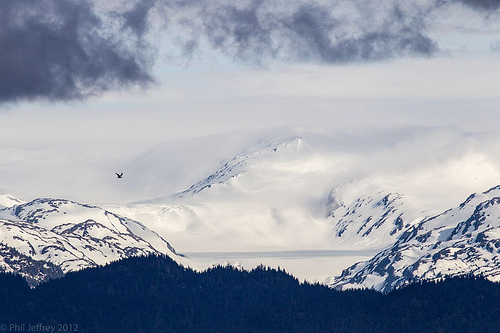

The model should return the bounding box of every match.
[107,136,380,252]
[4,130,500,288]
[103,133,459,283]
[173,136,303,199]
[102,131,500,284]
[331,185,500,292]
[0,198,177,286]
[112,135,437,251]
[172,135,423,246]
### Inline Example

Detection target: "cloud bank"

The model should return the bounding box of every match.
[1,0,498,103]
[0,0,155,103]
[190,0,438,64]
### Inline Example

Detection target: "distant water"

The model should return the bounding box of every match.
[182,249,382,259]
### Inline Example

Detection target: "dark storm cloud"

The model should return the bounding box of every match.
[285,3,436,63]
[455,0,500,11]
[180,0,438,65]
[3,0,490,104]
[0,0,154,103]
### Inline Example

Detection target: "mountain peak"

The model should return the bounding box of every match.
[172,135,304,199]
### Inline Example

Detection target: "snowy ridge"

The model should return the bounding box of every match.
[331,185,500,292]
[0,198,177,286]
[173,135,302,199]
[328,190,423,248]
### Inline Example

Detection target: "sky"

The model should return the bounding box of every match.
[1,0,500,203]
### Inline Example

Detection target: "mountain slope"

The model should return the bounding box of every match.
[326,189,425,248]
[331,185,500,292]
[0,198,177,286]
[173,135,302,198]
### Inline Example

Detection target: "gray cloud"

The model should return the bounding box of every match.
[0,0,155,103]
[456,0,500,11]
[177,0,438,65]
[3,0,495,104]
[119,0,157,37]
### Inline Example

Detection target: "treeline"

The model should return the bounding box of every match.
[1,255,500,332]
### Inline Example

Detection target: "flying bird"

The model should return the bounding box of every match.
[115,172,123,178]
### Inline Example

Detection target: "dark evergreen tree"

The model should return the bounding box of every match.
[0,255,499,332]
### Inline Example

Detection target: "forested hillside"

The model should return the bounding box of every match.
[1,255,499,332]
